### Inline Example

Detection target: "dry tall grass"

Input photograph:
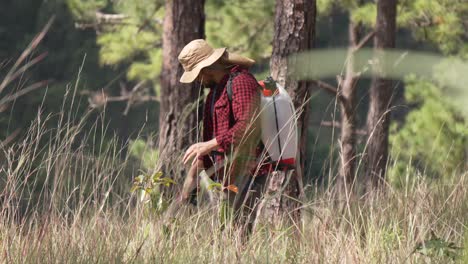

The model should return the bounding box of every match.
[1,79,467,264]
[3,15,467,263]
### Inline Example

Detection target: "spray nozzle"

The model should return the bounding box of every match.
[263,76,277,91]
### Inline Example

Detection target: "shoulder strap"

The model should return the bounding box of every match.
[226,72,241,102]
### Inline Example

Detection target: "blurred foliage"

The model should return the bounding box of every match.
[67,0,107,20]
[205,0,275,60]
[317,0,376,26]
[0,0,157,161]
[389,76,467,184]
[67,0,165,84]
[128,138,159,171]
[397,0,468,55]
[319,0,468,55]
[388,0,467,186]
[1,0,113,140]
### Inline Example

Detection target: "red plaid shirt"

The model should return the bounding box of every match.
[200,66,262,182]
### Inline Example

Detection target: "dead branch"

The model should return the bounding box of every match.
[310,80,338,95]
[310,79,347,106]
[86,91,158,109]
[82,81,159,114]
[0,17,54,93]
[0,80,50,107]
[75,11,163,33]
[74,22,98,31]
[104,95,159,103]
[354,30,376,51]
[123,81,146,115]
[0,128,21,147]
[95,11,128,24]
[320,121,367,135]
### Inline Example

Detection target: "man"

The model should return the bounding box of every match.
[176,39,266,229]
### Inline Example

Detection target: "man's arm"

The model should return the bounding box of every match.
[182,138,218,166]
[215,74,261,152]
[165,158,205,219]
[179,158,205,202]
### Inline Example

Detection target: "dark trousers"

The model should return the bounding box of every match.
[224,174,268,235]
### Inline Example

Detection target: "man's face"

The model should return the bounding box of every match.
[196,69,217,88]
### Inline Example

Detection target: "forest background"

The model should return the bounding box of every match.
[1,0,466,184]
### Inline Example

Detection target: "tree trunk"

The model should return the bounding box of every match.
[257,0,316,229]
[159,0,205,180]
[365,0,397,189]
[336,21,359,194]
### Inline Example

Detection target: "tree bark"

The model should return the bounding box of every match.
[365,0,397,189]
[336,21,360,194]
[258,0,316,229]
[159,0,205,180]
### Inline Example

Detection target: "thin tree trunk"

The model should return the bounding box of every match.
[257,0,316,229]
[336,21,359,193]
[159,0,205,180]
[365,0,397,189]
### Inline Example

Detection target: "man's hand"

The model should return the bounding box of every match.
[165,159,204,219]
[182,138,219,166]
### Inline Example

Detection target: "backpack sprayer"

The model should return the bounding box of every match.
[257,76,298,170]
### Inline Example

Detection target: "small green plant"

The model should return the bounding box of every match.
[131,171,175,214]
[206,181,239,228]
[413,231,463,261]
[207,182,239,194]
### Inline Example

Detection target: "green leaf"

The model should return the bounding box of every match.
[138,189,146,202]
[415,235,462,260]
[134,175,144,183]
[157,195,168,212]
[152,171,163,181]
[207,182,223,191]
[130,185,141,193]
[156,177,176,187]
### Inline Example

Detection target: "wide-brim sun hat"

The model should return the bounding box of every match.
[178,39,255,83]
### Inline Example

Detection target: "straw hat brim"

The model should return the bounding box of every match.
[225,52,255,68]
[180,49,256,84]
[180,47,226,83]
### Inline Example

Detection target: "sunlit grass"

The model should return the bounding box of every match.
[0,92,466,263]
[1,44,466,262]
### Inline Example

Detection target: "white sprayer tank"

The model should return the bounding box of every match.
[260,82,298,162]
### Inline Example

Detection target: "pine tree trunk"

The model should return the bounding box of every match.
[257,0,316,229]
[365,0,397,189]
[159,0,205,180]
